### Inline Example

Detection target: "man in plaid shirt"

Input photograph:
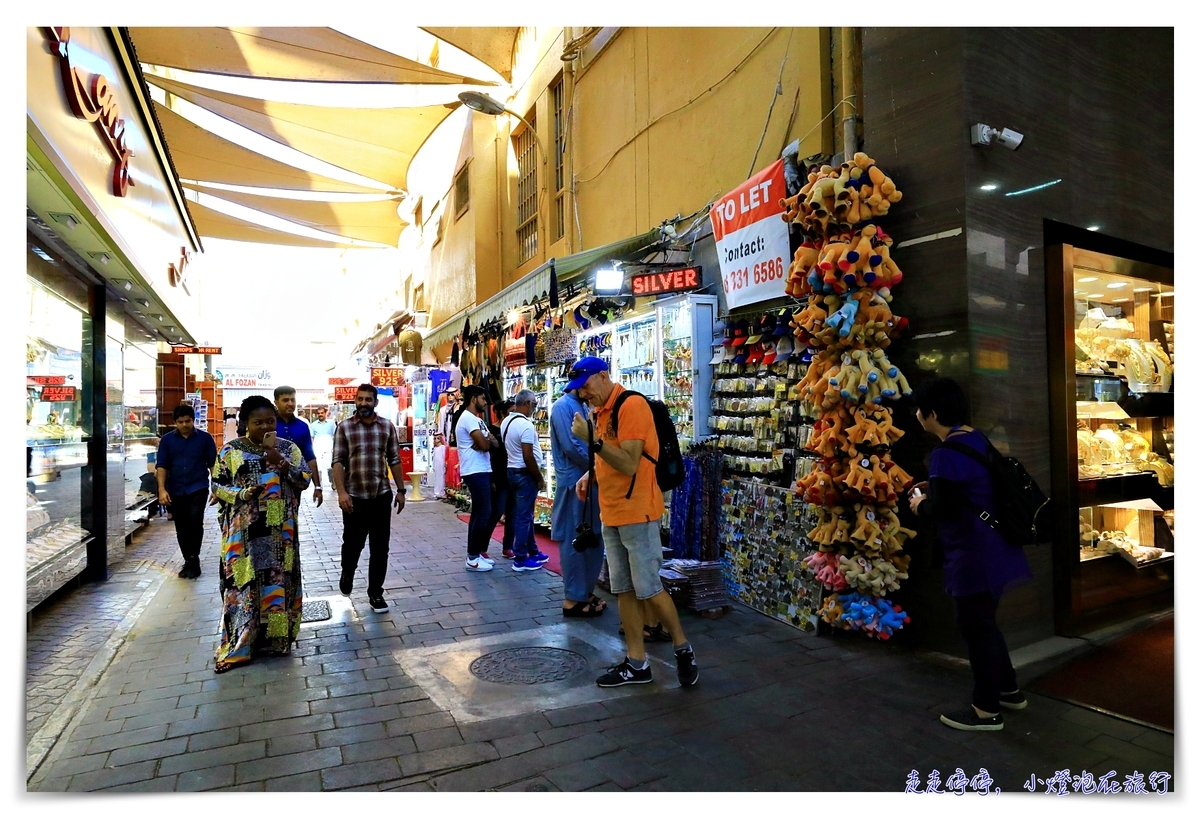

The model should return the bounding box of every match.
[332,383,406,613]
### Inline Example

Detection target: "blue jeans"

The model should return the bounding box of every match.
[508,470,539,559]
[463,472,492,558]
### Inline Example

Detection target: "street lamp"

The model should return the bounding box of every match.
[459,91,548,209]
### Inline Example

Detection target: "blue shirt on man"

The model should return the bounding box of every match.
[156,428,217,496]
[276,414,316,464]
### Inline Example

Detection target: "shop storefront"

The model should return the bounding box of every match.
[26,26,202,605]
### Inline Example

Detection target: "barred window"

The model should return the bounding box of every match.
[515,115,538,264]
[454,163,470,218]
[551,77,566,242]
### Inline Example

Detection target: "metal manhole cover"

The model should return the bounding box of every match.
[301,599,331,623]
[468,647,589,685]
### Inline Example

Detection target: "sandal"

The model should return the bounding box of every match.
[618,623,673,642]
[562,599,605,618]
[588,594,607,613]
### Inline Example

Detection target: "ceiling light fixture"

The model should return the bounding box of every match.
[1088,294,1105,300]
[48,212,79,229]
[1106,282,1127,289]
[1078,277,1098,283]
[1004,178,1062,197]
[1133,287,1154,293]
[1112,297,1130,303]
[135,298,150,308]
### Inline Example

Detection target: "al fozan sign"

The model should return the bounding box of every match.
[710,159,790,309]
[215,367,272,389]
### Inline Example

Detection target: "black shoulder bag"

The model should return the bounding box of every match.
[571,418,601,552]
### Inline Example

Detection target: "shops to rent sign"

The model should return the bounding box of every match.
[710,159,790,309]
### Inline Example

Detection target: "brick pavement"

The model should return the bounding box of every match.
[27,489,1174,792]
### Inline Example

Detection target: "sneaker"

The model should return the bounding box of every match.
[596,658,654,688]
[339,575,353,596]
[368,595,388,613]
[529,552,550,564]
[999,690,1028,711]
[513,557,543,572]
[478,552,495,564]
[501,549,516,560]
[940,707,1003,732]
[675,646,699,687]
[465,557,494,572]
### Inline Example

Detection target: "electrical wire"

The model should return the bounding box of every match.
[746,27,794,179]
[576,27,780,187]
[794,95,858,156]
[561,27,604,62]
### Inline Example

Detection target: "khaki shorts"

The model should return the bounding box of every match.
[602,520,664,600]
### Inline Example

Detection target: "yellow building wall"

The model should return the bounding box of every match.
[574,27,830,249]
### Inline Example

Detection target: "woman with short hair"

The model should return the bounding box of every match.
[211,395,311,673]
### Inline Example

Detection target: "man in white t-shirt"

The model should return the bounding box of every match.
[455,386,499,572]
[500,389,549,573]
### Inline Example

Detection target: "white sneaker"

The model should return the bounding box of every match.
[465,557,494,572]
[478,553,496,564]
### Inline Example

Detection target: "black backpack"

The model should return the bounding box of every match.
[611,390,686,494]
[938,437,1050,547]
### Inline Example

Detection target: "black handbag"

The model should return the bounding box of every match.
[571,418,601,553]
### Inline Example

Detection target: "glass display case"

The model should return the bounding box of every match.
[26,274,92,609]
[1047,244,1173,635]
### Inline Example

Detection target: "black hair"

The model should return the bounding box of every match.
[461,385,487,406]
[172,403,195,421]
[495,399,514,417]
[239,395,275,425]
[911,377,970,427]
[273,385,296,400]
[356,383,378,400]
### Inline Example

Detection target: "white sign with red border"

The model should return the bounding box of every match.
[710,159,790,309]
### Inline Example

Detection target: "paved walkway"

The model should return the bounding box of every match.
[27,491,1174,792]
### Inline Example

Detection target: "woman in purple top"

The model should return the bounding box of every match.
[908,378,1033,733]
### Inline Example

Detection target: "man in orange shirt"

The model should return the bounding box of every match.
[567,357,698,688]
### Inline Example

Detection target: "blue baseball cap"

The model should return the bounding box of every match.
[565,356,609,391]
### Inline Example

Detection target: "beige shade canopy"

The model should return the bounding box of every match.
[128,27,497,86]
[150,75,457,191]
[153,101,379,193]
[185,184,407,246]
[186,198,353,248]
[421,27,519,82]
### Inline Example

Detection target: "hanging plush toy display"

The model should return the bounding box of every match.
[784,152,914,638]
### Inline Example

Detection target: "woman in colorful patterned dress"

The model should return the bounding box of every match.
[211,395,311,673]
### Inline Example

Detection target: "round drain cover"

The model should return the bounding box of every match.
[469,647,589,685]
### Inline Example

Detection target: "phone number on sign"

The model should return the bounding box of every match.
[722,257,785,292]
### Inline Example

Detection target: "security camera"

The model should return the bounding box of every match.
[971,123,1024,151]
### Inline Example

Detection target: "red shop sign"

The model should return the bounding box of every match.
[44,27,135,197]
[630,266,701,296]
[370,367,403,388]
[333,386,359,402]
[28,375,67,386]
[41,386,77,402]
[328,377,357,386]
[172,345,222,355]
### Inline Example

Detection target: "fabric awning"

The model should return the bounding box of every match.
[150,75,457,191]
[153,101,378,193]
[128,27,498,86]
[421,28,519,83]
[183,184,406,246]
[186,198,351,248]
[420,228,665,356]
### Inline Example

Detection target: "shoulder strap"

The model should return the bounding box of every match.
[937,438,991,469]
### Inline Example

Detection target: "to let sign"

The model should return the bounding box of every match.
[371,368,403,388]
[709,159,789,309]
[172,345,222,355]
[41,386,77,402]
[631,267,701,296]
[333,386,359,402]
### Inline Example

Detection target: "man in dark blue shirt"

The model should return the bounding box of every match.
[274,385,323,507]
[156,403,218,579]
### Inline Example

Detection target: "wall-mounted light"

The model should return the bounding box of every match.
[89,251,111,265]
[112,278,132,291]
[595,267,624,294]
[1133,287,1154,293]
[151,314,164,322]
[1112,298,1131,303]
[1087,225,1101,232]
[1106,283,1127,289]
[135,298,150,308]
[979,184,998,192]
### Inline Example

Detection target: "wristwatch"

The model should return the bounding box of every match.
[591,439,604,455]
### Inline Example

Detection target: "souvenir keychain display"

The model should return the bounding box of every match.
[781,152,916,639]
[720,479,824,633]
